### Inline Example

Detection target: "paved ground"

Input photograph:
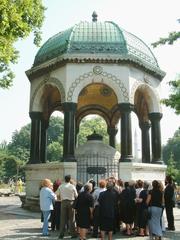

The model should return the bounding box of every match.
[0,196,180,240]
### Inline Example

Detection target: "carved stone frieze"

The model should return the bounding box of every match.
[93,66,103,75]
[67,68,129,102]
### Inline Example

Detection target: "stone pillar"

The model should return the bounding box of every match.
[119,103,133,162]
[40,119,49,163]
[149,112,163,164]
[107,126,118,148]
[29,112,42,164]
[139,121,151,163]
[75,125,79,147]
[62,102,77,162]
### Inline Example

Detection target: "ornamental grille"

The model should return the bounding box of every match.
[76,153,119,184]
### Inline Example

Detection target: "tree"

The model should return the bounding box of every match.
[0,0,46,89]
[0,141,8,180]
[166,152,179,182]
[161,75,180,114]
[152,19,180,47]
[0,152,6,180]
[1,154,20,180]
[152,20,180,114]
[47,142,63,162]
[163,128,180,170]
[47,116,64,145]
[78,116,108,146]
[8,124,31,162]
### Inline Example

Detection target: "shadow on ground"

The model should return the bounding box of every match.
[0,231,179,240]
[164,230,180,240]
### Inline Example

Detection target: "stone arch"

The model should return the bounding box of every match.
[30,77,65,111]
[67,68,129,103]
[76,105,111,128]
[130,81,161,113]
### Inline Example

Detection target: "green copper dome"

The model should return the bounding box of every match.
[33,19,164,78]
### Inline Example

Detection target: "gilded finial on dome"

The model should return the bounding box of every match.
[92,11,98,22]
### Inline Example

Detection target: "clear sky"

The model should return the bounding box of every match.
[0,0,179,145]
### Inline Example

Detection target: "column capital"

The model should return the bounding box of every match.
[149,112,163,121]
[139,121,151,130]
[29,111,43,120]
[118,103,134,112]
[107,126,118,136]
[62,102,77,112]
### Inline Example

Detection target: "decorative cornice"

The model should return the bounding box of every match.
[26,53,165,81]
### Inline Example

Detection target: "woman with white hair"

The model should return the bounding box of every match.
[40,178,56,236]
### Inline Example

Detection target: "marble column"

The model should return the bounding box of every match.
[62,102,77,162]
[118,103,134,162]
[28,112,42,164]
[149,112,163,164]
[139,121,151,163]
[107,126,118,148]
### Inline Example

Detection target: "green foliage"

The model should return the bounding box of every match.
[0,152,6,179]
[8,124,31,162]
[46,116,64,162]
[152,20,180,115]
[166,153,179,181]
[78,116,108,146]
[152,31,180,48]
[0,0,46,88]
[163,128,180,169]
[161,76,180,115]
[152,19,180,47]
[0,141,8,179]
[47,116,64,145]
[163,128,180,184]
[1,154,18,179]
[47,142,63,162]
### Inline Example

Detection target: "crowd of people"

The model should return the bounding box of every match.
[39,175,176,240]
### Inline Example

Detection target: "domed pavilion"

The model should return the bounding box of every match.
[25,12,166,206]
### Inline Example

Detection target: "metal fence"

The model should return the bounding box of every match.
[76,153,119,184]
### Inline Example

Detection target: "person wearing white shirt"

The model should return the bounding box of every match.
[58,175,78,239]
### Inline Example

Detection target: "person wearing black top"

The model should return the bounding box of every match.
[136,181,150,236]
[120,181,136,236]
[99,181,118,240]
[146,180,163,240]
[75,183,94,240]
[164,175,175,231]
